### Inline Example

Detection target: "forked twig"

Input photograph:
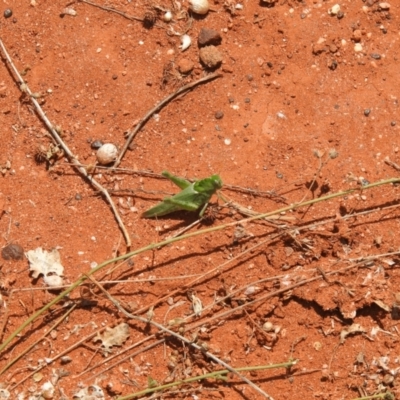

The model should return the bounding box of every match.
[88,276,275,399]
[0,37,132,246]
[114,73,222,167]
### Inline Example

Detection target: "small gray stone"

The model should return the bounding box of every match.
[91,140,103,150]
[198,28,222,47]
[4,9,12,18]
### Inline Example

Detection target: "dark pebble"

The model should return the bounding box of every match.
[112,74,118,80]
[329,60,338,70]
[215,111,224,119]
[244,98,250,103]
[246,74,253,82]
[75,193,82,201]
[2,243,24,260]
[276,172,283,179]
[4,9,12,18]
[364,109,371,116]
[198,28,222,47]
[228,97,234,104]
[91,140,103,150]
[391,121,396,126]
[267,62,273,68]
[300,13,306,19]
[370,53,381,60]
[336,11,344,19]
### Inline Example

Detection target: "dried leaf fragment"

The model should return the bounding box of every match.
[191,294,203,316]
[340,323,366,344]
[26,247,64,286]
[93,323,130,356]
[73,385,105,399]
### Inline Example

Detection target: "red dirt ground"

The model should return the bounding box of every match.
[1,0,400,399]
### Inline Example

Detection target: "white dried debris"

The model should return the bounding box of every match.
[191,294,203,316]
[26,247,64,286]
[73,385,105,399]
[93,323,130,356]
[340,323,366,344]
[41,381,55,399]
[0,388,10,399]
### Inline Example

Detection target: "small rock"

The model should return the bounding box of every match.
[2,243,24,260]
[215,111,224,119]
[364,109,371,116]
[96,143,118,165]
[354,43,363,52]
[352,30,362,42]
[91,140,104,150]
[312,39,327,55]
[379,2,390,10]
[370,53,381,60]
[328,4,340,15]
[337,11,344,19]
[199,46,223,69]
[222,65,233,73]
[177,58,194,74]
[4,9,12,18]
[198,28,222,47]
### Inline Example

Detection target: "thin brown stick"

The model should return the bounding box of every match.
[0,37,131,247]
[113,73,222,167]
[82,339,163,381]
[9,324,106,391]
[0,304,76,378]
[384,156,400,172]
[76,335,159,378]
[88,276,274,399]
[78,0,157,25]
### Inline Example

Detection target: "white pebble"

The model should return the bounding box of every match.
[379,2,390,10]
[329,4,340,15]
[354,43,363,52]
[96,143,118,165]
[96,48,102,53]
[224,138,231,145]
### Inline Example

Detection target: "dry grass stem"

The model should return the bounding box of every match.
[88,276,275,399]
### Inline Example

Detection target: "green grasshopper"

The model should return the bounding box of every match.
[142,171,223,218]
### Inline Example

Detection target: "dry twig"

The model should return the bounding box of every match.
[114,73,222,167]
[88,276,275,399]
